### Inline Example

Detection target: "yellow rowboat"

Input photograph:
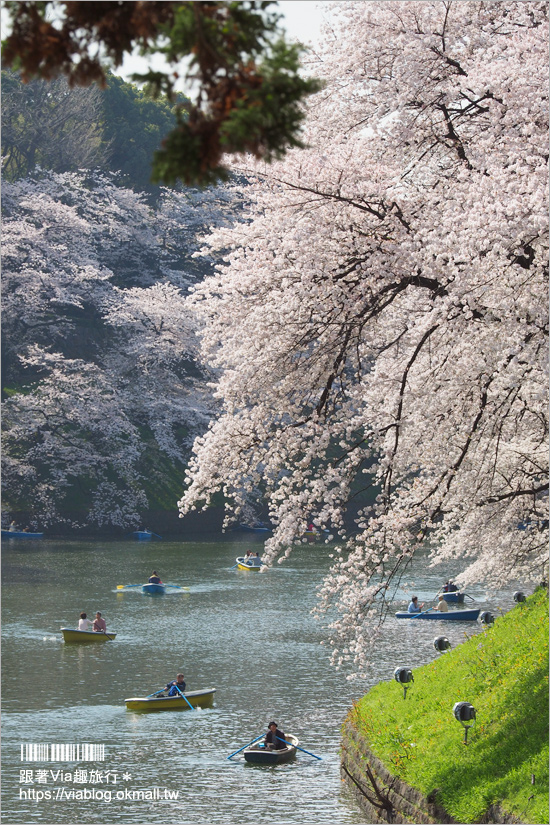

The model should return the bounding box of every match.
[125,687,216,712]
[236,556,262,571]
[61,628,116,643]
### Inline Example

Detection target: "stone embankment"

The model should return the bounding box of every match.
[341,719,519,824]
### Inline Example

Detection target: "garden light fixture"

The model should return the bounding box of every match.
[433,636,451,653]
[513,591,526,603]
[394,667,414,699]
[453,701,476,744]
[479,611,494,624]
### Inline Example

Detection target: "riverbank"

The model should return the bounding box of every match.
[341,588,549,824]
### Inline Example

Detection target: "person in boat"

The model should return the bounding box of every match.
[8,520,18,532]
[443,580,458,592]
[148,571,162,584]
[165,673,186,696]
[264,721,286,750]
[434,594,449,613]
[78,612,93,630]
[250,552,262,564]
[93,611,107,632]
[407,596,424,613]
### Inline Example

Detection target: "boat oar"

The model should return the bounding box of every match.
[227,734,265,759]
[146,689,167,698]
[411,606,435,619]
[164,583,190,590]
[277,737,322,760]
[116,584,142,589]
[150,532,163,539]
[174,684,196,711]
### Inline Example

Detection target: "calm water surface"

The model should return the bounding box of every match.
[1,536,517,824]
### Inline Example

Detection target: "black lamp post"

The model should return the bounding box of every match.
[479,611,494,624]
[453,701,476,744]
[394,667,413,699]
[513,591,526,603]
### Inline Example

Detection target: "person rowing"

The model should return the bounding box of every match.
[93,611,107,632]
[148,570,162,584]
[164,673,186,696]
[264,721,286,750]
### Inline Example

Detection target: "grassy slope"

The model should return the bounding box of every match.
[348,588,549,824]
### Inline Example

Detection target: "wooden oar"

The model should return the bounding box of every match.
[226,734,265,759]
[174,684,196,710]
[277,737,322,760]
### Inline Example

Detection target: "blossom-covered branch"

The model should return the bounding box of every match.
[179,1,549,675]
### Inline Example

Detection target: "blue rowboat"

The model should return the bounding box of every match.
[2,529,43,539]
[142,583,166,595]
[442,592,465,603]
[233,523,271,534]
[395,608,480,621]
[132,530,152,540]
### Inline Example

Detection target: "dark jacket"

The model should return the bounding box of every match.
[166,680,186,696]
[265,729,286,749]
[149,575,161,584]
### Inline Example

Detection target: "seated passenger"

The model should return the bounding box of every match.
[149,570,162,584]
[434,595,449,612]
[407,596,424,613]
[78,612,93,630]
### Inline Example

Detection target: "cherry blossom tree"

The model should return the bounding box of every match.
[2,348,146,527]
[2,170,236,526]
[178,1,549,674]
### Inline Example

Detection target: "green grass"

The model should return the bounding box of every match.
[348,588,549,823]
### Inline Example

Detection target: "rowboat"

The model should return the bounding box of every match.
[442,591,465,603]
[302,528,330,542]
[61,628,116,643]
[132,530,152,540]
[141,582,166,595]
[2,530,43,539]
[234,523,271,534]
[125,687,216,712]
[236,556,262,571]
[243,734,298,764]
[395,608,480,621]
